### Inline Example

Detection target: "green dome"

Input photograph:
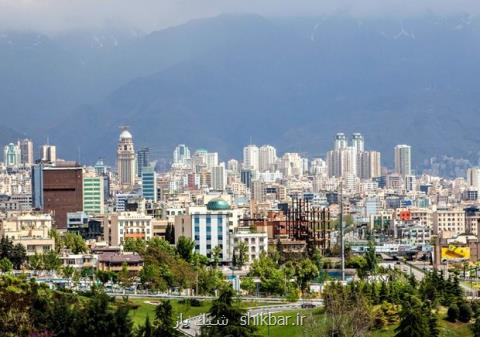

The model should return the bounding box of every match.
[207,198,230,211]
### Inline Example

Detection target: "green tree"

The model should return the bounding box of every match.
[424,301,439,337]
[49,229,63,253]
[459,302,474,323]
[62,265,75,279]
[295,259,319,294]
[119,262,132,288]
[365,239,378,275]
[200,286,258,337]
[42,250,61,271]
[0,257,13,272]
[144,315,152,337]
[236,241,249,269]
[447,303,460,322]
[395,295,430,337]
[63,232,87,254]
[165,224,175,244]
[211,246,222,268]
[311,282,371,337]
[0,237,14,259]
[152,300,179,337]
[176,236,195,262]
[137,314,153,337]
[240,277,256,295]
[347,255,368,279]
[123,238,147,255]
[9,243,27,269]
[472,313,480,337]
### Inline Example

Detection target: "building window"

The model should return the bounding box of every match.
[206,216,211,225]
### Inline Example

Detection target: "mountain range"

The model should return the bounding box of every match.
[2,14,480,171]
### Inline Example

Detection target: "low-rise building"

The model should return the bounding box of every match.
[97,252,143,272]
[231,227,268,264]
[174,198,242,262]
[60,252,98,270]
[104,212,153,246]
[0,211,55,255]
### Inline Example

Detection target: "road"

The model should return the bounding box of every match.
[176,301,322,337]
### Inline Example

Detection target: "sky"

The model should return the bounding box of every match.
[1,0,480,34]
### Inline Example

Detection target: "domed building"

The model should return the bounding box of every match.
[174,196,243,265]
[207,198,230,211]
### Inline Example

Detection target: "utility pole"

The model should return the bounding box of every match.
[340,181,345,282]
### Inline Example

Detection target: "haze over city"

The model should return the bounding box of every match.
[2,1,480,337]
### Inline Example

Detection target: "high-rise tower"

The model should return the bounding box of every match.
[351,133,364,153]
[19,139,33,165]
[334,133,347,150]
[394,144,412,177]
[243,144,259,171]
[117,127,136,191]
[259,145,277,172]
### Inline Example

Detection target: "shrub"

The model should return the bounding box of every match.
[447,303,459,322]
[459,302,474,323]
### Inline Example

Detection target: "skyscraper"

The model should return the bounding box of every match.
[351,133,364,153]
[359,151,382,179]
[83,172,104,214]
[241,169,253,189]
[206,152,219,169]
[43,164,83,229]
[142,165,157,202]
[243,144,259,171]
[467,167,480,190]
[211,164,226,191]
[117,127,136,191]
[334,133,347,150]
[18,139,33,165]
[31,163,44,209]
[394,144,412,177]
[41,144,57,163]
[3,143,21,166]
[227,159,240,173]
[136,147,150,178]
[369,151,382,178]
[173,144,191,164]
[259,145,277,172]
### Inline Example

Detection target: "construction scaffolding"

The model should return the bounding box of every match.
[285,197,332,255]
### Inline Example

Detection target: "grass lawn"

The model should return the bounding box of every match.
[126,298,212,326]
[124,297,281,327]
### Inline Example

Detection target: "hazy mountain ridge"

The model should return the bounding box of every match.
[1,14,480,168]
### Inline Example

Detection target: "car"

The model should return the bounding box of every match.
[181,321,191,329]
[301,303,316,309]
